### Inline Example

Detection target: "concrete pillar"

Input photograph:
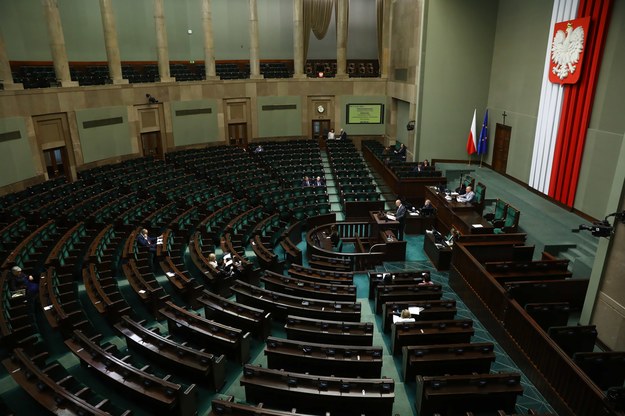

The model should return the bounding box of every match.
[380,0,391,79]
[99,0,127,84]
[336,0,348,78]
[0,30,23,90]
[42,0,78,87]
[292,0,305,79]
[153,0,175,82]
[249,0,263,79]
[202,0,219,80]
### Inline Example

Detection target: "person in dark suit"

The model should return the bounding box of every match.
[302,176,312,187]
[137,228,158,252]
[339,128,347,140]
[395,143,407,161]
[395,199,406,240]
[314,176,324,187]
[10,266,38,298]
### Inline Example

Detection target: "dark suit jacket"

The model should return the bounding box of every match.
[137,234,157,251]
[395,204,407,223]
[340,131,347,140]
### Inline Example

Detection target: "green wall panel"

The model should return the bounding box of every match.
[76,107,132,164]
[418,0,498,161]
[257,96,302,138]
[171,99,219,146]
[0,117,36,188]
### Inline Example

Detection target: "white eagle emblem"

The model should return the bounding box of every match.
[551,23,585,80]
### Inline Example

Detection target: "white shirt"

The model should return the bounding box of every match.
[327,131,335,140]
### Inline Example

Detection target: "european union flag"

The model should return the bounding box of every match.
[477,110,488,155]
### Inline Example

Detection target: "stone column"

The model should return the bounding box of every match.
[153,0,175,82]
[380,0,391,79]
[0,30,23,90]
[99,0,127,84]
[249,0,263,79]
[202,0,219,80]
[42,0,78,87]
[336,0,348,78]
[292,0,305,79]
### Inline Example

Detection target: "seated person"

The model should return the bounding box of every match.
[208,253,218,269]
[254,144,264,153]
[10,266,39,298]
[418,274,434,286]
[456,186,475,203]
[420,199,435,216]
[302,176,312,187]
[314,176,325,187]
[394,143,407,161]
[413,159,430,173]
[394,308,416,323]
[137,228,159,252]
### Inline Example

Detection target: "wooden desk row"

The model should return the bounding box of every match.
[241,364,395,416]
[232,280,361,322]
[285,315,374,346]
[375,282,443,313]
[115,315,226,390]
[289,264,354,285]
[416,372,523,415]
[402,342,495,381]
[198,290,272,339]
[159,300,251,363]
[3,348,132,416]
[264,336,383,378]
[391,319,474,355]
[262,270,357,302]
[65,330,197,416]
[381,299,457,333]
[368,269,429,299]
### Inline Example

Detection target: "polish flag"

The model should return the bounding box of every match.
[466,109,477,154]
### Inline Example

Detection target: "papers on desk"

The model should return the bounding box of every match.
[409,306,425,315]
[471,224,484,228]
[166,271,175,278]
[451,192,459,196]
[393,316,415,323]
[435,243,445,249]
[157,238,163,245]
[386,213,396,221]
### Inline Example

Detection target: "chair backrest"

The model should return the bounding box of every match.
[474,183,486,204]
[494,199,507,220]
[504,205,520,229]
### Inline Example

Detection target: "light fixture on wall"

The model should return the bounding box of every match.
[407,121,415,131]
[146,93,159,104]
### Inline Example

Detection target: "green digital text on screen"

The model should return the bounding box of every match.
[346,104,384,124]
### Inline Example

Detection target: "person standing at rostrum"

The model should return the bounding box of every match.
[395,199,406,240]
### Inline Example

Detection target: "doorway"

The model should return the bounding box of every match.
[43,147,69,178]
[228,123,248,147]
[140,131,162,158]
[312,119,331,148]
[492,123,511,174]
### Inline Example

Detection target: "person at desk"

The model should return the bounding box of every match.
[254,144,264,153]
[456,186,475,203]
[302,176,312,187]
[10,266,39,299]
[339,128,347,140]
[326,224,342,251]
[418,274,434,286]
[314,176,325,187]
[394,309,415,323]
[208,253,218,269]
[137,228,160,252]
[395,199,407,240]
[394,143,407,161]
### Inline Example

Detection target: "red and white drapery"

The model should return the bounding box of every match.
[529,0,612,207]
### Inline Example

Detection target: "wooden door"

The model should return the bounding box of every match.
[492,123,511,174]
[228,123,248,147]
[312,119,331,149]
[43,147,69,178]
[140,131,161,158]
